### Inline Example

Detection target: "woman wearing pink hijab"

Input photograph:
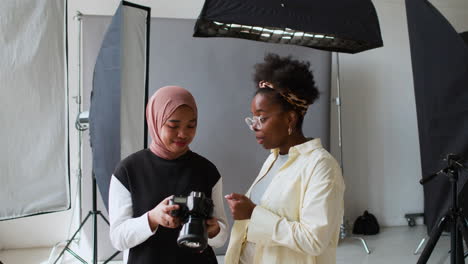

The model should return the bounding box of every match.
[108,86,228,264]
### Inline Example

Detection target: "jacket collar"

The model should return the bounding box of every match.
[271,138,322,157]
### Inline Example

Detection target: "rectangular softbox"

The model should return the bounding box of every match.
[0,0,69,220]
[406,0,468,233]
[89,1,150,210]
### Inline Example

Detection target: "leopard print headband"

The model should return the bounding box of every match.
[258,81,309,116]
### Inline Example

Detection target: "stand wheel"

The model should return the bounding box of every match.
[404,213,423,227]
[407,217,416,227]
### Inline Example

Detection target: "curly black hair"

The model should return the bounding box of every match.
[253,53,320,128]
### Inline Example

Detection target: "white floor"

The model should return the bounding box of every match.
[0,226,455,264]
[335,226,452,264]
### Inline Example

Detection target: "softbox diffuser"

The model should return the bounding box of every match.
[0,0,69,220]
[406,0,468,233]
[193,0,383,53]
[89,1,150,210]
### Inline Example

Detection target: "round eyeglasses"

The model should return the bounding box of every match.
[245,112,284,131]
[245,116,267,131]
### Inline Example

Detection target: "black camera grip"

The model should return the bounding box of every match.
[168,198,179,217]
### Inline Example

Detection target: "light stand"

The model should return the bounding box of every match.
[334,53,371,254]
[49,11,119,264]
[417,154,468,264]
[51,172,120,264]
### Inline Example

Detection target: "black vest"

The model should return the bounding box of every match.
[114,149,220,264]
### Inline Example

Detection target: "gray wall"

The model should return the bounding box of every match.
[82,16,330,258]
[149,17,331,199]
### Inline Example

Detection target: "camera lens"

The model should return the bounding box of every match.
[174,191,213,251]
[180,241,201,249]
[177,216,208,251]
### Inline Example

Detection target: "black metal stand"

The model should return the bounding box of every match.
[417,155,468,264]
[52,175,120,264]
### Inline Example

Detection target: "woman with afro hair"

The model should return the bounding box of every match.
[224,53,345,264]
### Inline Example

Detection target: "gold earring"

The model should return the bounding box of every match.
[288,127,292,136]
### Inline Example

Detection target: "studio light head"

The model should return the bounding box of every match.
[76,111,89,131]
[445,153,466,170]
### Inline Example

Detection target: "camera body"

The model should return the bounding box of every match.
[169,191,214,251]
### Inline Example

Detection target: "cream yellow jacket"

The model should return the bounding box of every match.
[225,139,345,264]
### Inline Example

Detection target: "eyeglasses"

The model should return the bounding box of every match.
[245,116,267,131]
[244,112,283,131]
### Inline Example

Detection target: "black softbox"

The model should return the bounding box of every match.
[193,0,383,53]
[406,0,468,233]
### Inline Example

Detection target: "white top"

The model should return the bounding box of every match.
[108,175,229,263]
[249,154,289,205]
[240,154,289,264]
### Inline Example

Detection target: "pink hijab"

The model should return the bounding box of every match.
[146,86,198,160]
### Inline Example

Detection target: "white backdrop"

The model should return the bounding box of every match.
[0,0,69,220]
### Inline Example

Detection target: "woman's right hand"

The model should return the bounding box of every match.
[148,196,181,231]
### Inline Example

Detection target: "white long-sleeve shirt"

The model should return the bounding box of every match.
[109,175,228,262]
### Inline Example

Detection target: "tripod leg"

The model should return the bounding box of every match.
[97,212,121,263]
[102,251,121,264]
[98,211,110,225]
[53,212,93,264]
[417,216,449,264]
[458,216,468,250]
[451,215,459,264]
[457,215,468,260]
[456,229,465,264]
[65,248,87,263]
[351,237,371,254]
[414,237,427,255]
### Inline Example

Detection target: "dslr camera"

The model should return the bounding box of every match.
[169,191,214,251]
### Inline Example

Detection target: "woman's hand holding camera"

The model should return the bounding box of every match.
[206,217,221,238]
[148,195,181,231]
